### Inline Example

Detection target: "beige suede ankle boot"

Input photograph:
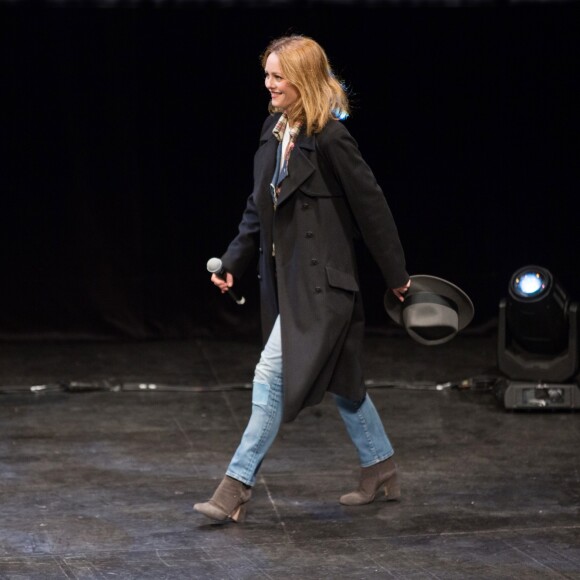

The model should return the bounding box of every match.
[340,456,401,506]
[194,476,252,522]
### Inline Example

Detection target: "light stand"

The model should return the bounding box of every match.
[496,266,579,410]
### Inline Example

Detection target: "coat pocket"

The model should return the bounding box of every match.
[325,266,359,293]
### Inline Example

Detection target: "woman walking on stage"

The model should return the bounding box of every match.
[194,35,410,523]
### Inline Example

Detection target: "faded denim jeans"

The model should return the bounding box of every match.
[226,316,394,487]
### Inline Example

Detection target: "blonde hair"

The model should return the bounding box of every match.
[261,35,350,135]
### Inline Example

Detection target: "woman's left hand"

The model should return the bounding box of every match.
[391,279,411,302]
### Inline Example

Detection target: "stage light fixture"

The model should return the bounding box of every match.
[496,265,579,410]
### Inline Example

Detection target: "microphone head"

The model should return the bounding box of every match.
[206,257,223,274]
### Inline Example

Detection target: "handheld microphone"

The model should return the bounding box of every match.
[207,257,246,305]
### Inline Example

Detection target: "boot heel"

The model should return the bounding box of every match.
[230,503,247,523]
[385,472,401,501]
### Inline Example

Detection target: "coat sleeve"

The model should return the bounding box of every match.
[316,121,409,289]
[220,192,261,279]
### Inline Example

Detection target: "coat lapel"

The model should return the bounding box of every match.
[254,118,317,211]
[275,134,316,208]
[254,120,279,217]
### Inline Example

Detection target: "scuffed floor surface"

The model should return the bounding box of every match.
[0,335,578,579]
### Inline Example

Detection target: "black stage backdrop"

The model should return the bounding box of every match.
[1,3,578,340]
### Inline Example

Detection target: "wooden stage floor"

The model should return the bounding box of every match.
[0,334,578,579]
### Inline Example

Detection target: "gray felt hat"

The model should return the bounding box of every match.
[384,275,475,346]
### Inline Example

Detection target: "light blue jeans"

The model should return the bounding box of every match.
[226,316,395,487]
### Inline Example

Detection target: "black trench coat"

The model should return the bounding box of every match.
[221,114,408,422]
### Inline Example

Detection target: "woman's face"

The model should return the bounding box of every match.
[264,52,300,112]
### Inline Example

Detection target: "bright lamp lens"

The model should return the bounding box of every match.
[514,272,545,298]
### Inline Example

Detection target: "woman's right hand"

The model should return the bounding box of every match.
[211,272,234,294]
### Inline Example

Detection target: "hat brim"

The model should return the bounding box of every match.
[385,275,475,332]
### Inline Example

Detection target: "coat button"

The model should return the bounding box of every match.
[257,274,262,280]
[314,286,322,294]
[302,202,310,209]
[305,231,314,238]
[310,258,319,266]
[259,247,263,253]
